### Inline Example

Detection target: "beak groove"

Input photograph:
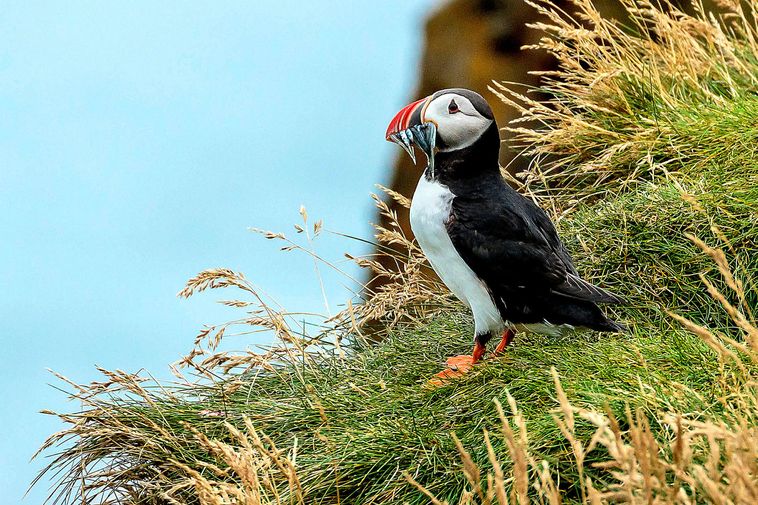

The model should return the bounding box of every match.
[385,97,426,141]
[386,97,436,171]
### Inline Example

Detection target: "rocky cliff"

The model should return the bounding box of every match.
[374,0,629,290]
[375,0,566,289]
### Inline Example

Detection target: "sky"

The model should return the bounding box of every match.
[0,1,440,502]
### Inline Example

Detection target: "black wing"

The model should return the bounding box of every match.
[446,186,621,304]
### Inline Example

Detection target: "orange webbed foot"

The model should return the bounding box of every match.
[426,341,488,388]
[427,365,470,387]
[426,354,479,387]
[446,354,476,371]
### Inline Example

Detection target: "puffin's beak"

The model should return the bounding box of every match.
[385,97,436,166]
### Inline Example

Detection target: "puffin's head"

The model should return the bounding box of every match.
[385,88,496,165]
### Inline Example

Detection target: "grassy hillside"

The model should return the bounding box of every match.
[35,1,757,503]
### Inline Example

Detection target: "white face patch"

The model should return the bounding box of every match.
[422,93,493,151]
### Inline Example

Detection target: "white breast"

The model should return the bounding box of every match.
[410,174,504,337]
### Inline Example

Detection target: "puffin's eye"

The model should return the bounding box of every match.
[448,99,460,114]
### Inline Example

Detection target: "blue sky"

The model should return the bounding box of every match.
[0,1,439,501]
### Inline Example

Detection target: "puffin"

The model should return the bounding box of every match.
[385,88,625,382]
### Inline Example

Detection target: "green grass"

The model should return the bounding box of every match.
[561,171,758,331]
[37,154,755,504]
[37,165,757,501]
[41,313,744,504]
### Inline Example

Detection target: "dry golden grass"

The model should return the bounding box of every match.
[170,418,304,505]
[170,187,455,379]
[493,0,758,208]
[33,192,756,504]
[32,190,456,504]
[93,231,755,505]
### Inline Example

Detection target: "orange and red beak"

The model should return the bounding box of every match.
[385,96,436,166]
[385,97,427,141]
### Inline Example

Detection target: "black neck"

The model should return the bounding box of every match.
[429,123,501,187]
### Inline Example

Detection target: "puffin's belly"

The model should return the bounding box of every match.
[410,175,504,335]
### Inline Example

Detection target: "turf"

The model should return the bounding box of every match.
[39,313,743,504]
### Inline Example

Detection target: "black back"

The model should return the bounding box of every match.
[430,120,623,331]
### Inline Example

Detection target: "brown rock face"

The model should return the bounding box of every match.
[374,0,699,294]
[373,0,632,291]
[389,0,551,197]
[373,0,564,290]
[414,0,561,165]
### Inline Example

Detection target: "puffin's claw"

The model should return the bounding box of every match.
[426,354,476,387]
[427,367,468,387]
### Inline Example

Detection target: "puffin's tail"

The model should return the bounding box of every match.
[589,316,628,334]
[547,296,628,333]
